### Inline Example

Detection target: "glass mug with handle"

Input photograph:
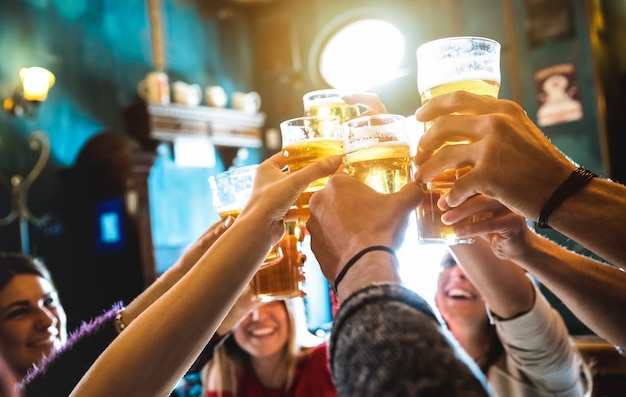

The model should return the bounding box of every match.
[209,165,283,267]
[415,36,501,244]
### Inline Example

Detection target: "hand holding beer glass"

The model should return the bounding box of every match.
[280,115,344,225]
[209,165,283,266]
[415,36,501,244]
[209,165,304,301]
[343,114,412,194]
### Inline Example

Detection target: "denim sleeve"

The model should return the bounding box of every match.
[329,283,495,397]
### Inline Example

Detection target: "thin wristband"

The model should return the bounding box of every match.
[537,167,597,228]
[333,245,397,293]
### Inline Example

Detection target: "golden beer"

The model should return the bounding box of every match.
[344,142,411,194]
[218,209,283,265]
[209,165,282,266]
[416,79,499,244]
[417,182,474,244]
[251,221,303,301]
[416,37,501,244]
[302,89,367,123]
[281,115,343,224]
[218,209,241,222]
[305,101,361,123]
[420,79,500,103]
[283,138,343,188]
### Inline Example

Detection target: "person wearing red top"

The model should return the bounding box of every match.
[201,298,336,397]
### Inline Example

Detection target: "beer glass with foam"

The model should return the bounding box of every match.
[209,165,283,266]
[302,89,368,123]
[416,36,501,244]
[343,114,412,194]
[280,115,343,225]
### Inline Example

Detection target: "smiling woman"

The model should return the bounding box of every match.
[0,253,67,380]
[201,297,337,397]
[435,244,592,397]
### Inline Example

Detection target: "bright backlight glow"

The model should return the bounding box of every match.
[320,19,405,90]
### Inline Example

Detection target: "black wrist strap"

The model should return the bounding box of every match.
[537,167,597,228]
[333,245,397,293]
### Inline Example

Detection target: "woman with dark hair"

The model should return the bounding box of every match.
[0,253,67,380]
[434,197,592,397]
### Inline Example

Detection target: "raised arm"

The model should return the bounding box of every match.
[444,194,626,348]
[449,238,535,321]
[307,174,493,396]
[69,153,342,397]
[414,90,626,267]
[119,218,232,332]
[22,219,233,396]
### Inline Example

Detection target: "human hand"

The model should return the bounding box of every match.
[440,194,533,261]
[170,218,234,274]
[239,152,342,244]
[413,90,576,220]
[307,173,422,284]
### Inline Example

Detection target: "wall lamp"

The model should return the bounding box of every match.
[3,67,55,118]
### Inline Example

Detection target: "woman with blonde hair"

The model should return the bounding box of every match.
[201,297,336,397]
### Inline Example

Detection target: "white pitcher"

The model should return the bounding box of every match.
[232,91,261,114]
[137,71,170,104]
[172,81,202,106]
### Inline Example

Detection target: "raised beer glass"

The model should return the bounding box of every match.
[343,114,412,194]
[302,89,368,123]
[280,115,343,225]
[251,220,304,301]
[209,165,283,267]
[415,36,501,244]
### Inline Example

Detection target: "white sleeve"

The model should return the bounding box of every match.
[493,282,583,393]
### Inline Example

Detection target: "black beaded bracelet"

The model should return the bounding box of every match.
[333,245,397,293]
[537,167,597,228]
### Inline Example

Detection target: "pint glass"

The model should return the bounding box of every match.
[416,36,501,244]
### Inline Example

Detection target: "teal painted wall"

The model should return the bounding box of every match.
[0,0,262,327]
[0,0,260,260]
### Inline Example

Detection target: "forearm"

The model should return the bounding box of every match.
[547,177,626,267]
[494,285,583,393]
[120,266,186,332]
[514,231,626,347]
[335,250,402,302]
[69,214,274,397]
[122,220,231,329]
[331,284,492,397]
[450,240,535,319]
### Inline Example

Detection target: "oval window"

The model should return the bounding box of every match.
[318,19,405,90]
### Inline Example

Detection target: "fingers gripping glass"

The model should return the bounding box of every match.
[209,165,283,267]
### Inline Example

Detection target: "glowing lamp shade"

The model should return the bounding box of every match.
[20,67,55,101]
